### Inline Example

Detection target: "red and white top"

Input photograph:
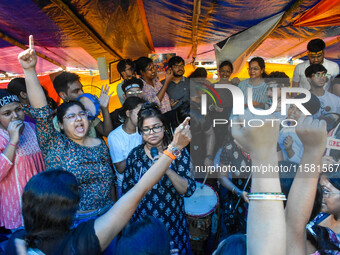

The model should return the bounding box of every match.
[0,122,45,229]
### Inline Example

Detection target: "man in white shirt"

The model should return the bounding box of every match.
[292,38,339,91]
[305,64,340,118]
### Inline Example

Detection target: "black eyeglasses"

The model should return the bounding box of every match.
[141,125,163,135]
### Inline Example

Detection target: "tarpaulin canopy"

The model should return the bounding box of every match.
[292,0,340,27]
[0,0,338,76]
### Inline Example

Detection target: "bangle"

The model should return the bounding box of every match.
[248,192,286,201]
[250,192,284,195]
[8,143,17,147]
[163,149,176,160]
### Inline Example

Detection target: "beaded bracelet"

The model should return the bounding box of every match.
[248,192,286,201]
[8,143,17,147]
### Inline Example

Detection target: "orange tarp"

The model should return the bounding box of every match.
[293,0,340,27]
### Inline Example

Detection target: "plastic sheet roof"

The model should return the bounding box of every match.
[0,0,339,75]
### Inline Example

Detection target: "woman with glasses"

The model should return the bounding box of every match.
[122,103,196,255]
[134,57,172,113]
[0,89,45,231]
[18,36,115,229]
[238,56,269,109]
[107,96,145,199]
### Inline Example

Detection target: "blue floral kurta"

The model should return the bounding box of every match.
[122,144,196,255]
[30,105,115,211]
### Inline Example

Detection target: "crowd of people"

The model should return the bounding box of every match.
[0,35,339,255]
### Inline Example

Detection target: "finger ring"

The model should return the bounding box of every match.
[180,125,184,130]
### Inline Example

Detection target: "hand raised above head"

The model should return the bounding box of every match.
[296,116,327,154]
[171,117,191,150]
[98,84,114,108]
[18,35,37,70]
[231,114,280,158]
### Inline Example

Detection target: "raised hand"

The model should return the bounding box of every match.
[171,117,191,150]
[295,116,327,154]
[18,35,37,70]
[98,84,113,109]
[231,115,280,159]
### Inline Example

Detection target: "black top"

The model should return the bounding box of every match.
[110,107,124,130]
[5,220,101,255]
[162,77,190,110]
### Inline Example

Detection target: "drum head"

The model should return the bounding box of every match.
[184,182,218,217]
[77,93,100,120]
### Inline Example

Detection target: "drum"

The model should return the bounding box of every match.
[76,93,101,120]
[184,182,219,254]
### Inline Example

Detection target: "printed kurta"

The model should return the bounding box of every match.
[122,145,196,254]
[30,105,114,211]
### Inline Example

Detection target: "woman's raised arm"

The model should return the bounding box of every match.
[231,115,285,255]
[18,35,47,108]
[286,117,327,255]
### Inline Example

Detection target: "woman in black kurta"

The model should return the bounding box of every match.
[122,103,196,255]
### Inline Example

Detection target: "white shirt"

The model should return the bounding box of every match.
[314,91,340,118]
[107,125,142,186]
[292,58,339,90]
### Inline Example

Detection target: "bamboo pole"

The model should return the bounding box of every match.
[189,0,201,62]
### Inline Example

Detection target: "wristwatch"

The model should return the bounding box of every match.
[167,144,181,158]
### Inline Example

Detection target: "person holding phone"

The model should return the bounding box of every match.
[134,57,172,113]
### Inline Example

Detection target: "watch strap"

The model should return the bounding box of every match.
[163,149,176,160]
